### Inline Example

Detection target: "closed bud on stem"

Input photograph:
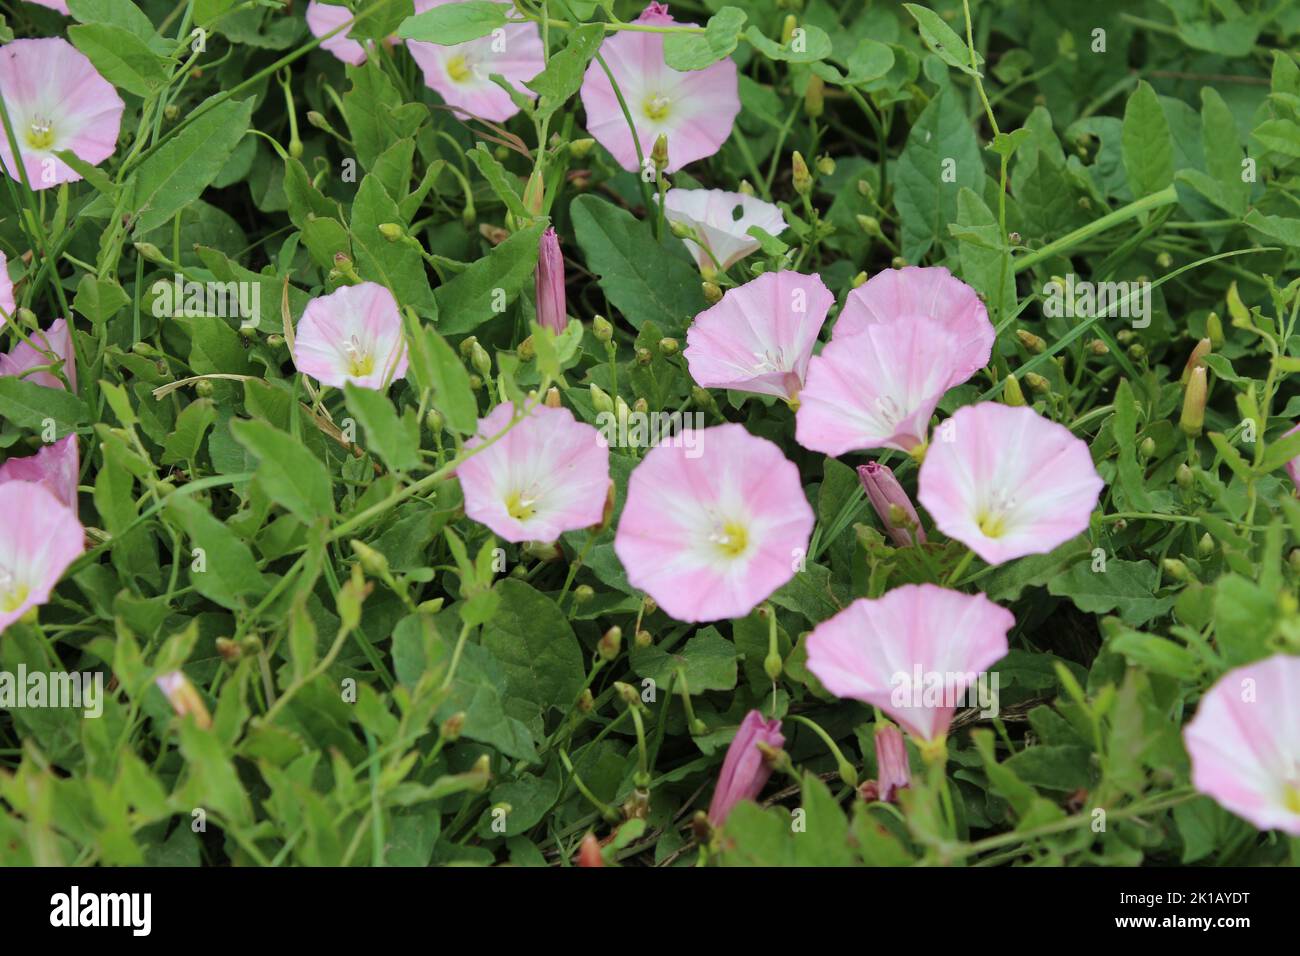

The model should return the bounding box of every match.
[459,335,478,359]
[669,219,694,239]
[573,584,594,605]
[1206,311,1224,349]
[852,271,868,288]
[1128,342,1146,361]
[598,626,623,661]
[523,540,562,562]
[1087,338,1109,355]
[651,134,669,172]
[858,461,926,548]
[1139,436,1156,459]
[195,380,214,398]
[1198,532,1216,557]
[523,169,545,216]
[425,408,443,433]
[613,680,639,706]
[856,214,881,236]
[658,337,678,356]
[440,712,465,742]
[890,255,907,269]
[134,242,167,264]
[635,629,653,648]
[589,383,614,415]
[702,280,723,304]
[216,637,241,662]
[632,397,648,415]
[577,689,595,713]
[378,222,403,242]
[592,314,613,343]
[815,154,835,176]
[1181,337,1212,384]
[791,150,812,196]
[1016,329,1046,353]
[738,179,755,196]
[517,335,535,362]
[636,347,653,366]
[781,14,797,44]
[1003,374,1026,406]
[544,386,562,408]
[1156,251,1173,269]
[1024,372,1050,395]
[577,832,603,867]
[642,595,657,616]
[350,539,389,578]
[1180,366,1207,438]
[692,385,713,409]
[470,341,492,378]
[804,74,825,117]
[569,138,596,158]
[1162,558,1191,582]
[468,373,483,390]
[155,671,212,730]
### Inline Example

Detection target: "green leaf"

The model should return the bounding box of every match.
[165,493,268,610]
[401,312,479,434]
[0,378,86,436]
[398,1,509,43]
[343,384,421,473]
[350,175,436,313]
[1257,426,1300,475]
[893,87,983,262]
[629,627,737,694]
[1121,81,1173,198]
[664,8,745,71]
[526,23,604,111]
[130,98,256,236]
[1111,379,1153,511]
[68,23,167,97]
[466,144,530,221]
[230,418,335,521]
[570,194,706,333]
[903,3,983,75]
[480,580,585,714]
[434,221,546,335]
[72,274,130,325]
[744,23,831,63]
[160,398,217,466]
[1047,559,1174,627]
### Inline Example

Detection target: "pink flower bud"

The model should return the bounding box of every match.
[535,227,567,334]
[857,461,926,547]
[874,723,911,803]
[707,710,785,826]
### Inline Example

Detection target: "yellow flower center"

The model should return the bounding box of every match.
[977,511,1007,538]
[343,335,375,378]
[709,521,749,559]
[25,117,55,150]
[1284,783,1300,816]
[975,490,1017,539]
[0,582,30,614]
[447,55,473,83]
[643,93,672,121]
[505,490,537,522]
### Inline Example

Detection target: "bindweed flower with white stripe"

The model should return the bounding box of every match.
[661,188,787,276]
[292,282,408,390]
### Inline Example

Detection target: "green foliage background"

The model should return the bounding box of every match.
[1,0,1299,866]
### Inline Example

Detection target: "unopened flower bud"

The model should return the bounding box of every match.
[1176,463,1194,489]
[659,337,679,356]
[350,539,389,577]
[635,629,653,648]
[1003,374,1026,406]
[378,222,403,242]
[1162,558,1191,581]
[1024,372,1050,395]
[544,386,562,408]
[589,383,614,415]
[791,151,812,196]
[598,626,622,661]
[155,671,212,729]
[702,281,723,304]
[804,74,825,118]
[573,584,594,605]
[1139,436,1156,459]
[1088,338,1109,356]
[470,341,492,378]
[1016,329,1046,353]
[1205,311,1224,349]
[440,712,465,742]
[1198,533,1215,557]
[425,408,444,433]
[1181,337,1212,385]
[1180,366,1207,437]
[815,154,835,176]
[577,689,595,713]
[651,134,669,171]
[852,271,868,288]
[592,314,613,343]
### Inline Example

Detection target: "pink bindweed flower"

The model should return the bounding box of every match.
[707,709,785,826]
[661,188,787,275]
[579,3,739,174]
[613,423,814,622]
[305,1,371,66]
[684,270,832,402]
[0,480,84,635]
[0,38,125,191]
[873,722,911,803]
[858,461,925,547]
[0,436,78,510]
[794,318,963,455]
[1280,423,1300,492]
[1183,654,1300,836]
[406,0,545,123]
[917,403,1104,566]
[535,227,566,333]
[458,402,611,543]
[0,251,14,327]
[0,318,76,391]
[834,266,994,388]
[292,282,408,390]
[806,583,1013,743]
[25,0,69,14]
